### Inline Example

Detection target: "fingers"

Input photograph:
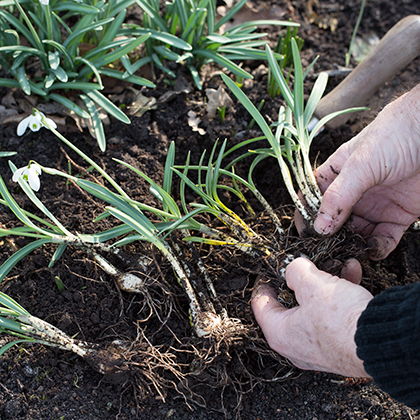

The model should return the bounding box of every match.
[352,217,407,260]
[285,258,330,304]
[251,284,290,347]
[341,258,362,284]
[315,160,379,235]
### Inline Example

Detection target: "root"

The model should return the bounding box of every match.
[86,328,186,402]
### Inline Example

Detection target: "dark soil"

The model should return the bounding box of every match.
[1,0,420,419]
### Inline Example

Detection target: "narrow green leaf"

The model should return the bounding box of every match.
[221,73,277,151]
[98,67,155,88]
[53,2,101,13]
[84,90,130,124]
[303,72,328,127]
[91,33,151,70]
[265,45,294,109]
[51,66,68,83]
[48,243,67,268]
[15,67,30,95]
[42,40,75,69]
[134,0,168,32]
[0,239,51,283]
[51,81,103,91]
[79,94,106,152]
[195,50,252,79]
[0,291,29,315]
[49,93,90,119]
[48,51,60,70]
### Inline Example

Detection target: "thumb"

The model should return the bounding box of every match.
[251,284,288,337]
[314,163,375,235]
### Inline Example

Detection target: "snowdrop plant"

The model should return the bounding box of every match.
[0,0,155,150]
[127,0,299,89]
[222,39,367,228]
[1,113,245,338]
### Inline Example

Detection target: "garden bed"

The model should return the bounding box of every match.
[1,0,420,419]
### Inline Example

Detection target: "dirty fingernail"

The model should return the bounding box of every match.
[314,212,334,235]
[367,236,391,260]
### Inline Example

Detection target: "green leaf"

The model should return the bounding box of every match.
[51,66,68,83]
[48,244,67,268]
[188,65,202,90]
[15,66,30,95]
[53,2,101,13]
[0,340,34,357]
[96,9,127,49]
[0,152,17,158]
[221,73,277,152]
[48,51,60,70]
[42,40,75,70]
[153,45,181,61]
[0,9,33,45]
[51,81,103,91]
[90,33,151,70]
[195,50,252,79]
[105,207,160,248]
[99,67,155,88]
[265,45,294,109]
[134,0,168,32]
[0,291,29,315]
[74,56,103,89]
[79,94,106,152]
[228,19,299,34]
[63,17,114,50]
[0,45,47,59]
[308,107,368,144]
[0,239,51,283]
[303,72,328,127]
[78,224,133,243]
[49,93,90,119]
[84,89,130,124]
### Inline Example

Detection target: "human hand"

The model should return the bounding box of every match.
[251,257,373,377]
[314,83,420,259]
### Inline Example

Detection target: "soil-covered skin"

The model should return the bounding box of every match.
[1,0,420,419]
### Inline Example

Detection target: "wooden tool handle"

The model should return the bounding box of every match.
[315,15,420,128]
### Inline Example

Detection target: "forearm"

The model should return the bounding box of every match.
[355,282,420,409]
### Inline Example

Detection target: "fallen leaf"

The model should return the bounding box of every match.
[205,86,233,118]
[1,89,17,109]
[187,110,206,135]
[174,76,193,94]
[0,105,18,124]
[127,90,157,117]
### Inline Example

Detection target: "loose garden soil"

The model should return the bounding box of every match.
[1,0,420,419]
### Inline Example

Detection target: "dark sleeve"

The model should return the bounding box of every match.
[355,282,420,409]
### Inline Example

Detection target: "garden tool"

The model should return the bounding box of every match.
[313,14,420,129]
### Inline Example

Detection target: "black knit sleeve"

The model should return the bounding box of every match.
[355,282,420,409]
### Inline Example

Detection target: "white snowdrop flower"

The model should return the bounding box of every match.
[17,110,57,136]
[12,163,42,192]
[40,0,49,4]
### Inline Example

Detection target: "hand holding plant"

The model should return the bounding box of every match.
[251,257,372,378]
[314,83,420,260]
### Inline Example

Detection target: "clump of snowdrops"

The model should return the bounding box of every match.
[1,0,300,150]
[129,0,299,89]
[0,39,369,404]
[0,0,155,150]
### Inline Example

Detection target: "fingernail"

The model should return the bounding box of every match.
[314,212,334,235]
